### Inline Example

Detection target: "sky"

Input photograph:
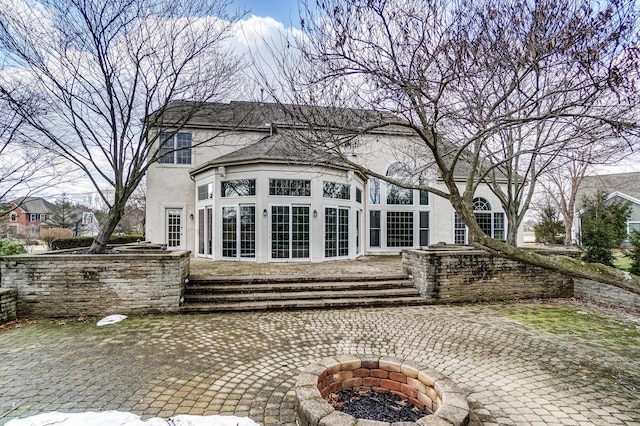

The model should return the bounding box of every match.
[236,0,302,27]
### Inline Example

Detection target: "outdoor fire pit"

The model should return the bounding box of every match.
[295,355,469,426]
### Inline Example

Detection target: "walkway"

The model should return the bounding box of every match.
[0,301,639,425]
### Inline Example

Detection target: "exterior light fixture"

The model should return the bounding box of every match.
[313,210,318,217]
[263,208,268,217]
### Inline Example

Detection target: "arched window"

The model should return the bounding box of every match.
[473,197,491,211]
[386,162,413,205]
[473,197,505,240]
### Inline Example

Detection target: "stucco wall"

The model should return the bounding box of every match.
[0,287,17,324]
[0,251,190,318]
[403,248,574,303]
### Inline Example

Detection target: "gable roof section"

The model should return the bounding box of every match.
[10,197,55,214]
[576,172,640,208]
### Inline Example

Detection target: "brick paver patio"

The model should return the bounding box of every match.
[1,300,639,425]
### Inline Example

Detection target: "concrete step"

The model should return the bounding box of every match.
[183,287,419,303]
[187,274,408,285]
[179,296,426,313]
[185,279,414,295]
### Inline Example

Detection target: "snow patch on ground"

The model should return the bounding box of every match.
[5,411,261,426]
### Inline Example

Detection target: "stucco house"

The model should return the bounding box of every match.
[145,101,520,262]
[574,172,640,243]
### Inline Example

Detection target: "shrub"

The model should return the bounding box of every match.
[41,227,73,250]
[0,239,27,256]
[628,230,640,276]
[51,234,144,250]
[534,206,565,244]
[580,190,631,266]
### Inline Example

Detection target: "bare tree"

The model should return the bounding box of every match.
[0,0,244,252]
[0,108,67,215]
[261,0,640,286]
[539,141,631,245]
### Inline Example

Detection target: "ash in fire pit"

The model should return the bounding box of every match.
[328,388,429,423]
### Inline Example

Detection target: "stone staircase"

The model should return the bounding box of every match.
[179,274,425,312]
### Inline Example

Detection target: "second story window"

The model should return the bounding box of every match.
[10,212,17,222]
[29,213,37,222]
[158,132,192,165]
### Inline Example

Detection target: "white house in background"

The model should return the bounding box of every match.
[145,101,520,263]
[574,172,640,244]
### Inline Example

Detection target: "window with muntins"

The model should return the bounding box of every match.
[386,162,413,205]
[387,211,413,247]
[158,132,192,165]
[269,179,311,196]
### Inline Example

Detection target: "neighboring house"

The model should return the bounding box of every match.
[146,101,521,263]
[4,197,56,238]
[573,172,640,244]
[71,209,100,237]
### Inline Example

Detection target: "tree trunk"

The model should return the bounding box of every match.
[506,221,518,246]
[89,201,126,254]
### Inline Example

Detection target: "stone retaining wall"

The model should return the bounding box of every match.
[403,247,574,303]
[574,278,640,312]
[0,287,17,324]
[0,251,190,318]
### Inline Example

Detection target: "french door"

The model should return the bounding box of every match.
[270,205,310,260]
[325,207,349,258]
[198,207,213,257]
[222,205,256,259]
[165,208,184,249]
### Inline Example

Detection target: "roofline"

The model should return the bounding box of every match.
[606,191,640,206]
[190,158,368,181]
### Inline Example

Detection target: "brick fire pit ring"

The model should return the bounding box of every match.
[295,355,469,426]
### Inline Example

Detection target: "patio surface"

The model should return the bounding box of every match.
[0,256,639,425]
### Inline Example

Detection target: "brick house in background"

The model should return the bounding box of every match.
[4,197,55,238]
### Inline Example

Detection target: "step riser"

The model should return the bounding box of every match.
[180,276,422,313]
[185,282,414,295]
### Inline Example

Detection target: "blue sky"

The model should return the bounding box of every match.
[236,0,301,26]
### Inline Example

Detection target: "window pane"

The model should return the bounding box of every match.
[292,206,310,258]
[419,211,429,246]
[240,206,256,258]
[476,213,492,236]
[175,133,192,164]
[370,211,381,247]
[454,213,466,245]
[387,186,413,204]
[325,207,338,257]
[222,179,256,197]
[323,181,350,199]
[356,188,362,203]
[387,211,413,247]
[158,133,174,164]
[369,178,380,204]
[222,207,237,258]
[338,208,349,256]
[493,212,505,240]
[269,179,311,196]
[419,190,429,205]
[271,206,290,258]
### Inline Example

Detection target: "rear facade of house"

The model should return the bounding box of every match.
[145,101,520,263]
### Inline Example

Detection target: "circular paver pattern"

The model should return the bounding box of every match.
[0,303,639,426]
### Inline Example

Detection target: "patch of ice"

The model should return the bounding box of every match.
[5,411,261,426]
[96,314,128,326]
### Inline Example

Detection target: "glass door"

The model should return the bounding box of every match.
[166,208,183,249]
[271,205,310,260]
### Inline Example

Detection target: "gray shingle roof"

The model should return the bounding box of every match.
[10,197,55,213]
[576,172,640,206]
[190,132,349,176]
[149,100,407,134]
